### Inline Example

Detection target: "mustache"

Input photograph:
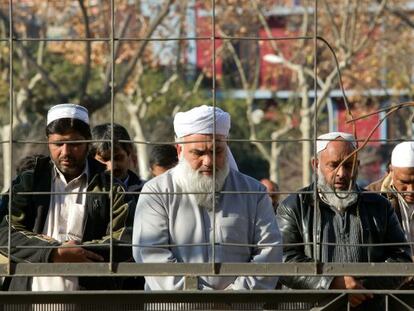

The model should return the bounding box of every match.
[59,156,75,162]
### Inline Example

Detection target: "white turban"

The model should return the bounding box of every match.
[391,142,414,167]
[174,105,238,170]
[174,105,230,138]
[47,103,89,126]
[317,132,356,154]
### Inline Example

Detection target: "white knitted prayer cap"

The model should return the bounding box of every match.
[47,103,89,126]
[391,142,414,168]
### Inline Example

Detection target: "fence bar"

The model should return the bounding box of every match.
[0,262,413,277]
[7,0,14,277]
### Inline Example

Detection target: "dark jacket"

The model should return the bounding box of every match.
[367,174,414,290]
[0,156,131,291]
[277,183,411,292]
[124,169,145,230]
[120,169,146,290]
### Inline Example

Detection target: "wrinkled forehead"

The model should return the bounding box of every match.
[181,133,227,144]
[391,165,414,177]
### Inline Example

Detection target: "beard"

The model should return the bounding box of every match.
[53,155,86,180]
[317,167,358,213]
[173,157,230,211]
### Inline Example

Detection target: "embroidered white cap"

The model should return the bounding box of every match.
[391,142,414,167]
[317,132,356,154]
[47,103,89,126]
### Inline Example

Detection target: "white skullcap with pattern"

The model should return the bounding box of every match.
[47,103,89,126]
[317,132,356,154]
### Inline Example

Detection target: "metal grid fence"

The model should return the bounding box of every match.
[1,0,414,309]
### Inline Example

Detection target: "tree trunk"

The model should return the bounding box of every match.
[125,102,151,180]
[270,140,281,183]
[300,106,312,187]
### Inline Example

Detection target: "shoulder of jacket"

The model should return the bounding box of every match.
[127,170,145,191]
[14,169,35,188]
[278,185,314,216]
[359,190,390,207]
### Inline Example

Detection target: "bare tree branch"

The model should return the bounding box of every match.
[143,73,178,105]
[83,0,173,113]
[0,9,65,102]
[103,12,133,90]
[321,0,342,47]
[341,0,352,48]
[353,0,387,52]
[113,0,174,94]
[175,0,189,72]
[383,1,414,29]
[251,0,302,74]
[220,28,271,162]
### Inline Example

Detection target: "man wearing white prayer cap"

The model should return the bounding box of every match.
[0,103,131,292]
[368,142,414,256]
[278,132,411,309]
[133,105,282,290]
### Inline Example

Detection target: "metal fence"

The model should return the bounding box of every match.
[1,0,414,310]
[1,291,414,310]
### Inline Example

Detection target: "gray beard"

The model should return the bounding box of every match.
[317,168,358,213]
[173,157,230,211]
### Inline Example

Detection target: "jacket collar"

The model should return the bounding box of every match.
[126,170,145,191]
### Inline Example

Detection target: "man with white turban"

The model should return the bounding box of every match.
[133,105,282,290]
[277,132,411,310]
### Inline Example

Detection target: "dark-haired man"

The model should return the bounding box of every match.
[0,104,131,291]
[90,122,145,289]
[90,123,145,193]
[149,144,178,177]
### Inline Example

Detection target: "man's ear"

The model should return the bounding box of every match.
[311,157,318,171]
[176,144,182,157]
[129,151,138,170]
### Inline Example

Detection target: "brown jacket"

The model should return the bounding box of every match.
[367,173,402,227]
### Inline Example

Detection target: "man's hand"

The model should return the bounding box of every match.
[330,276,373,307]
[51,240,104,263]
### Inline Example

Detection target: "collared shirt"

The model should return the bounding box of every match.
[31,161,89,292]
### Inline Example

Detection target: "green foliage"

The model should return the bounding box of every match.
[219,98,269,179]
[138,68,211,137]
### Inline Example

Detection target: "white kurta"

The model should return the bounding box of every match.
[31,164,88,292]
[133,168,282,290]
